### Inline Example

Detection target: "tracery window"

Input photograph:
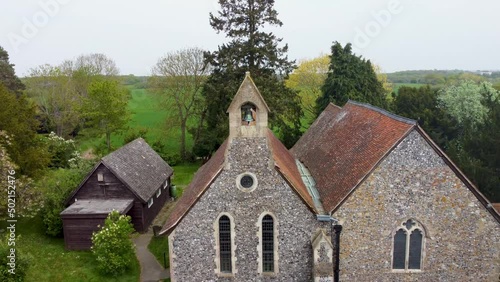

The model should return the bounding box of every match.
[393,219,424,271]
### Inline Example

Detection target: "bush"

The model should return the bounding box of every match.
[150,140,182,165]
[0,236,32,282]
[123,128,148,144]
[37,168,89,236]
[91,211,135,275]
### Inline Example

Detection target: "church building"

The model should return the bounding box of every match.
[160,73,500,281]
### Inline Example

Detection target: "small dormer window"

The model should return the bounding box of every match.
[97,173,104,182]
[241,103,256,126]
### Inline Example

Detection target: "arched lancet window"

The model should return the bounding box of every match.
[262,214,274,272]
[241,102,257,126]
[219,215,232,273]
[392,219,424,271]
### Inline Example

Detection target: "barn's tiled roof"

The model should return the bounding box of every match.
[267,129,316,213]
[102,138,173,202]
[291,101,416,213]
[160,140,228,235]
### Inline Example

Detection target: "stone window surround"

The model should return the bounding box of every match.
[391,218,427,273]
[256,212,279,276]
[236,172,258,192]
[213,212,237,277]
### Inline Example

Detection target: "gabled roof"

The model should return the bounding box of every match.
[160,130,317,235]
[292,101,500,224]
[101,138,173,202]
[226,71,271,113]
[67,138,173,204]
[267,129,316,213]
[159,140,228,235]
[291,101,416,213]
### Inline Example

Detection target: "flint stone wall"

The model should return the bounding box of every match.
[170,137,327,281]
[334,129,500,281]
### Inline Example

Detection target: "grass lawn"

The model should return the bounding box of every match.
[172,162,201,196]
[148,236,169,269]
[0,216,139,282]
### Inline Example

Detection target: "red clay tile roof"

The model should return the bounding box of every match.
[159,140,228,235]
[267,129,316,213]
[291,101,416,213]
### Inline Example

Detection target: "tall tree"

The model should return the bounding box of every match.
[285,55,329,127]
[316,42,387,114]
[81,79,130,151]
[394,85,458,147]
[195,0,302,155]
[373,64,393,97]
[25,64,80,137]
[149,47,210,160]
[24,54,121,137]
[0,46,25,96]
[438,81,500,202]
[0,84,50,177]
[74,53,120,77]
[438,81,498,129]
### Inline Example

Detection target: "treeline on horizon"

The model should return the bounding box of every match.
[57,69,500,89]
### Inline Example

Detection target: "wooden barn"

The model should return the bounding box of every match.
[61,138,173,250]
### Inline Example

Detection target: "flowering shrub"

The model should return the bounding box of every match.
[0,132,40,219]
[91,211,135,275]
[46,132,81,168]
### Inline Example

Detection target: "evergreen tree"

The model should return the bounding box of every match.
[0,46,25,96]
[0,84,50,177]
[316,42,387,114]
[194,0,302,155]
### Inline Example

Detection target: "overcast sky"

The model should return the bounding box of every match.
[1,0,499,76]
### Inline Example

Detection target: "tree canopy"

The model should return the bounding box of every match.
[149,47,210,160]
[0,46,25,96]
[81,79,130,151]
[438,80,499,129]
[316,41,387,114]
[194,0,302,155]
[286,55,329,127]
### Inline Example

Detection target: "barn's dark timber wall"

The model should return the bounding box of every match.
[62,163,172,250]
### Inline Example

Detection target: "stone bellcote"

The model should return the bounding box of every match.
[227,72,270,139]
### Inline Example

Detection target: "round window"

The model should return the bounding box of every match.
[236,172,258,192]
[240,175,254,188]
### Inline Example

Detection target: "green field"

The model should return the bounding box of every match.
[0,216,139,282]
[77,87,194,157]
